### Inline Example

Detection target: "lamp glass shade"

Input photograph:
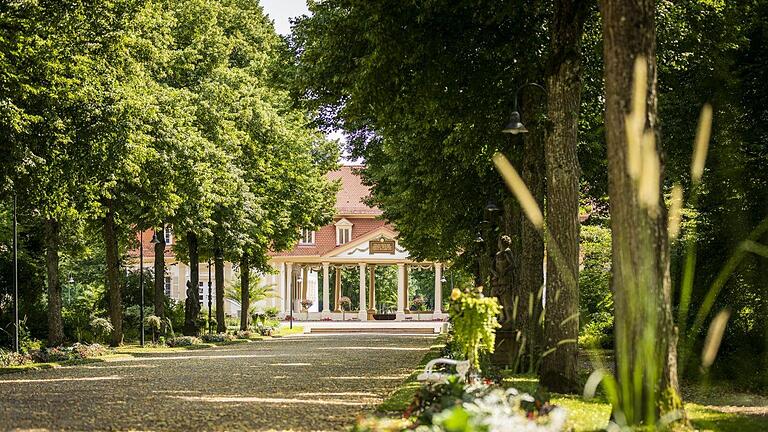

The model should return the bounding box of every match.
[150,232,160,244]
[485,201,501,213]
[502,111,528,134]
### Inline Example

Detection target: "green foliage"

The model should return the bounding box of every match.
[448,288,501,371]
[578,224,613,349]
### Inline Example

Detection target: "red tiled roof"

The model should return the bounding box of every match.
[127,230,174,260]
[271,218,393,257]
[329,165,382,216]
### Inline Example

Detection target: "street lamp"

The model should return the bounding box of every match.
[502,82,547,134]
[207,258,213,334]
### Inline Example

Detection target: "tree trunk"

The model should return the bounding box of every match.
[601,0,680,424]
[539,0,586,394]
[240,252,250,331]
[103,200,122,346]
[520,93,547,373]
[215,245,225,333]
[153,227,165,325]
[183,231,200,336]
[45,218,64,346]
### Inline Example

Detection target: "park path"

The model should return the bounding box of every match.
[0,334,436,431]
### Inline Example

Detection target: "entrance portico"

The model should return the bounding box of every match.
[271,228,445,321]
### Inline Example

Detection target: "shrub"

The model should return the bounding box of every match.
[0,349,32,367]
[235,330,255,339]
[201,333,235,343]
[89,317,113,343]
[166,336,202,347]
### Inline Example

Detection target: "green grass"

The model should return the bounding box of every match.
[377,335,447,415]
[274,325,304,336]
[502,372,768,432]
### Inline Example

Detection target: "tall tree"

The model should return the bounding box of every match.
[539,0,589,393]
[601,0,680,424]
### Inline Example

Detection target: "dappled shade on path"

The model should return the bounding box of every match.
[0,334,436,431]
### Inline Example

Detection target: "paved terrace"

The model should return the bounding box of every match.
[0,334,437,431]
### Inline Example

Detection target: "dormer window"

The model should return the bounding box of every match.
[335,218,353,245]
[299,228,315,245]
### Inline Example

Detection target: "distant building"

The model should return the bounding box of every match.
[135,166,445,321]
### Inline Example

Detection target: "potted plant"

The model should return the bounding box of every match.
[339,296,351,321]
[300,299,314,320]
[412,295,425,321]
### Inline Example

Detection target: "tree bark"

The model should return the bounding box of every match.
[215,244,225,333]
[539,0,586,394]
[183,231,200,336]
[601,0,680,423]
[240,252,250,331]
[153,227,165,325]
[45,218,64,346]
[103,200,122,346]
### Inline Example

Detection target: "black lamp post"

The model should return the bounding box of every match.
[502,82,547,135]
[207,258,213,334]
[139,231,160,347]
[12,192,19,353]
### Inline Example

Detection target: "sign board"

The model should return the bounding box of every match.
[369,239,396,254]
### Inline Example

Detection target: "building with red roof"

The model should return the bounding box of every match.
[135,165,445,322]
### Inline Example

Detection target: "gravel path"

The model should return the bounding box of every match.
[0,334,437,431]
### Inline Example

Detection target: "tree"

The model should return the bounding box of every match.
[538,0,589,394]
[600,0,680,424]
[293,0,552,370]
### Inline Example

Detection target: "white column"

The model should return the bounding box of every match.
[277,262,286,312]
[396,263,405,321]
[285,262,293,316]
[358,263,367,321]
[322,262,331,318]
[434,263,443,316]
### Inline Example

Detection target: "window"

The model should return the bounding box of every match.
[164,225,173,245]
[164,276,172,297]
[335,218,353,245]
[299,229,315,245]
[198,281,204,296]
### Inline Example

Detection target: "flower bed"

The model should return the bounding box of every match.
[355,376,567,432]
[33,343,108,363]
[201,333,236,343]
[166,336,202,347]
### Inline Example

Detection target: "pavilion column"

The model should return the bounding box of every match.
[434,263,443,316]
[396,263,406,321]
[334,266,341,312]
[404,265,410,310]
[358,263,367,321]
[322,262,331,318]
[284,262,293,316]
[368,264,376,315]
